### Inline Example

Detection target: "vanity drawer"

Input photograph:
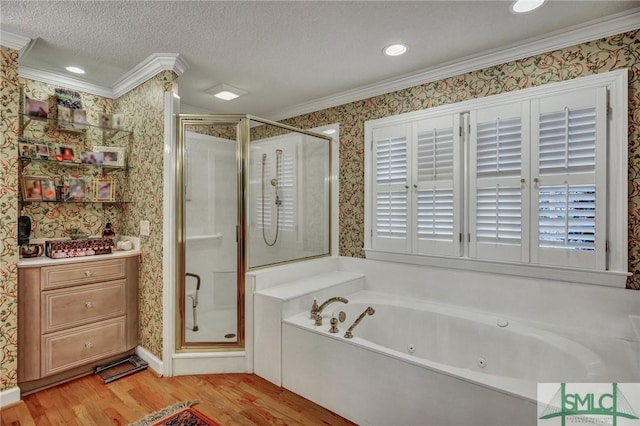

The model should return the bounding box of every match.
[42,280,126,333]
[41,318,126,377]
[41,259,126,289]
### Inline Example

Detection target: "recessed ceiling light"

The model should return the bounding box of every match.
[322,129,337,135]
[383,43,408,57]
[206,83,248,101]
[65,66,85,74]
[511,0,545,13]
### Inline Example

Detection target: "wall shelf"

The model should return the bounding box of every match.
[19,156,128,172]
[19,113,132,140]
[186,233,223,242]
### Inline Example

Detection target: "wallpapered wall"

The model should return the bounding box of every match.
[115,70,178,359]
[0,42,175,391]
[279,29,640,290]
[0,45,20,392]
[1,29,638,393]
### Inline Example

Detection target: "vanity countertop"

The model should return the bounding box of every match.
[17,249,141,268]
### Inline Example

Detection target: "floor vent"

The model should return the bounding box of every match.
[95,354,148,383]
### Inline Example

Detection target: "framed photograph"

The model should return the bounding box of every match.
[66,177,87,201]
[19,142,36,159]
[94,178,115,202]
[72,109,88,130]
[57,105,72,123]
[112,113,125,130]
[21,176,45,201]
[98,112,112,129]
[35,143,50,160]
[93,146,126,167]
[80,151,104,165]
[40,179,57,201]
[57,145,76,162]
[24,97,48,118]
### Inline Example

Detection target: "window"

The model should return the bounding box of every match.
[364,70,628,287]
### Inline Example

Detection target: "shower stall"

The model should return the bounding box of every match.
[176,115,331,349]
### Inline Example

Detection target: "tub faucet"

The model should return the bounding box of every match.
[311,296,348,325]
[344,306,375,338]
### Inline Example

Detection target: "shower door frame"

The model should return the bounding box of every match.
[176,115,248,350]
[175,114,333,351]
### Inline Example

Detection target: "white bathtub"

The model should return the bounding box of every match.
[281,290,640,426]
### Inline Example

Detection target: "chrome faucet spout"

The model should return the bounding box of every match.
[311,296,348,325]
[344,306,375,338]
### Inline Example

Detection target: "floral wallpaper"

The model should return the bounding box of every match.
[279,29,640,290]
[17,80,122,239]
[0,45,20,392]
[115,70,178,359]
[1,27,639,395]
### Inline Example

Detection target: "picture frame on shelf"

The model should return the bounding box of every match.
[112,113,124,130]
[21,176,45,201]
[57,145,76,162]
[66,177,87,201]
[35,143,50,160]
[24,97,48,119]
[19,142,36,159]
[72,109,88,130]
[93,146,125,167]
[80,151,104,165]
[40,179,57,201]
[94,178,115,202]
[98,112,112,129]
[57,105,76,131]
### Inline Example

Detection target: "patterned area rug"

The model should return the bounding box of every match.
[128,400,219,426]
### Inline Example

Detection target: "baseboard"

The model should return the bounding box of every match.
[135,345,163,376]
[0,386,21,408]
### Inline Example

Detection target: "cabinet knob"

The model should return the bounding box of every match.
[84,342,93,349]
[84,271,93,277]
[85,302,93,309]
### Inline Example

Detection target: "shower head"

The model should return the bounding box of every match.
[276,149,283,156]
[262,153,267,161]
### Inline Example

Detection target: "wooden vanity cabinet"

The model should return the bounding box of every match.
[18,254,139,394]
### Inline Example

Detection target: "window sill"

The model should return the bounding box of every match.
[364,249,630,288]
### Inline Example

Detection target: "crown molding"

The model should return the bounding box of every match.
[19,66,116,98]
[111,53,189,98]
[0,30,31,52]
[19,51,189,99]
[269,7,640,121]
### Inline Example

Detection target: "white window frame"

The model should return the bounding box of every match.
[364,69,628,288]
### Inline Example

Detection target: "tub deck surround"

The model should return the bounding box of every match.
[282,290,640,426]
[253,270,365,386]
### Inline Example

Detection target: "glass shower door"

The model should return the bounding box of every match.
[180,121,240,347]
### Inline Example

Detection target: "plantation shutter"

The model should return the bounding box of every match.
[279,145,297,232]
[371,123,411,252]
[413,114,462,256]
[530,87,607,269]
[469,102,530,262]
[254,149,273,229]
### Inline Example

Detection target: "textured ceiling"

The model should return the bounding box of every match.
[1,1,638,119]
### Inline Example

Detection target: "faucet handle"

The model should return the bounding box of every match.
[314,313,323,326]
[310,297,319,319]
[329,316,339,333]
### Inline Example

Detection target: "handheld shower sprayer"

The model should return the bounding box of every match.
[261,148,284,246]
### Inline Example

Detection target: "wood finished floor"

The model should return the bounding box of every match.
[1,370,356,426]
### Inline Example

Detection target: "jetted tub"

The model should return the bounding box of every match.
[281,290,640,426]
